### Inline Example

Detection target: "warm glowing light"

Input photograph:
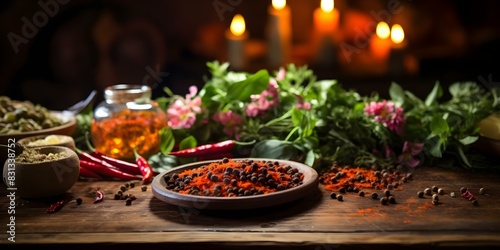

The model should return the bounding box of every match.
[230,14,246,36]
[375,22,390,39]
[272,0,286,10]
[391,24,405,44]
[321,0,334,13]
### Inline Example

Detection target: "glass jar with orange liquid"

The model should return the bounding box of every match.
[91,84,167,161]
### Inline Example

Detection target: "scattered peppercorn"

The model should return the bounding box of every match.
[432,186,439,193]
[417,191,424,198]
[114,193,122,200]
[124,182,130,188]
[388,196,396,204]
[330,192,337,199]
[472,200,479,206]
[371,193,378,199]
[424,188,432,195]
[120,185,127,192]
[437,188,444,195]
[432,194,439,202]
[479,188,485,195]
[450,192,456,198]
[337,194,343,201]
[76,197,83,205]
[125,198,132,206]
[141,185,147,192]
[383,189,391,197]
[380,197,388,205]
[339,187,346,193]
[129,182,135,188]
[358,191,365,197]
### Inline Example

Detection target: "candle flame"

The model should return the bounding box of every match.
[375,22,390,39]
[391,24,405,44]
[230,14,246,36]
[321,0,334,13]
[272,0,286,10]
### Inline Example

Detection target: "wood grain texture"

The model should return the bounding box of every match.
[1,166,500,249]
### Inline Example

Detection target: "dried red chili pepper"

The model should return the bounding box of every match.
[47,200,65,213]
[168,140,236,157]
[134,149,154,184]
[94,189,104,203]
[80,160,140,180]
[79,165,104,180]
[85,135,142,175]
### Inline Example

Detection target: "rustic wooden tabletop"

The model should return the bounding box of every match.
[1,165,500,250]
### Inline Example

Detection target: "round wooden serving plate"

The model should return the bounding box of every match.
[151,158,319,210]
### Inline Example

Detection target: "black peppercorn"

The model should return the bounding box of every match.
[125,198,132,206]
[479,188,485,195]
[432,194,439,201]
[76,197,83,205]
[141,185,147,192]
[437,188,444,195]
[339,187,346,193]
[337,194,343,201]
[380,197,388,205]
[417,191,424,198]
[472,200,479,206]
[210,175,219,182]
[358,191,365,197]
[432,185,439,193]
[120,185,127,192]
[371,193,378,199]
[129,182,135,188]
[424,188,432,195]
[388,196,396,204]
[383,189,391,197]
[330,192,337,199]
[114,193,121,200]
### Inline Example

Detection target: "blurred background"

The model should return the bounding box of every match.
[1,0,499,110]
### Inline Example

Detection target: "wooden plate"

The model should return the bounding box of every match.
[151,158,319,210]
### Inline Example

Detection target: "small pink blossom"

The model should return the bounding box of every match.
[397,141,424,167]
[166,85,202,129]
[276,67,286,81]
[365,100,406,136]
[246,79,280,117]
[212,110,243,139]
[295,94,311,110]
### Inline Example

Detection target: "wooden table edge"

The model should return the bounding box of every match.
[5,231,500,247]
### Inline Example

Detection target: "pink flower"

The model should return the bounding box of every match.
[246,79,280,117]
[212,110,243,139]
[166,85,202,129]
[295,94,311,110]
[276,67,286,81]
[397,141,424,167]
[364,100,406,136]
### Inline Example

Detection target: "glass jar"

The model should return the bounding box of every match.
[91,84,167,160]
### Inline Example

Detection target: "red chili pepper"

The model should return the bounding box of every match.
[94,189,104,203]
[80,160,140,181]
[461,188,476,201]
[47,200,65,213]
[84,135,142,175]
[134,149,154,184]
[168,140,236,157]
[79,165,104,180]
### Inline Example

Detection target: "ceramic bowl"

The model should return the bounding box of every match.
[2,146,80,199]
[18,134,76,152]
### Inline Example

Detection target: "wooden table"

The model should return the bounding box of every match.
[1,166,500,249]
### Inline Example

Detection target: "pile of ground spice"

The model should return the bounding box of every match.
[15,147,68,163]
[319,165,412,193]
[164,158,304,197]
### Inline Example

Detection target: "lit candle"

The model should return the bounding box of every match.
[226,14,248,70]
[389,24,407,76]
[369,21,391,61]
[312,0,339,66]
[313,0,339,36]
[266,0,291,68]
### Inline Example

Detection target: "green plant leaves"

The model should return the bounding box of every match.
[425,82,443,107]
[389,82,405,106]
[250,139,298,160]
[226,69,270,101]
[159,127,175,155]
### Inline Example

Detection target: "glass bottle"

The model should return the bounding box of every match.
[91,84,167,160]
